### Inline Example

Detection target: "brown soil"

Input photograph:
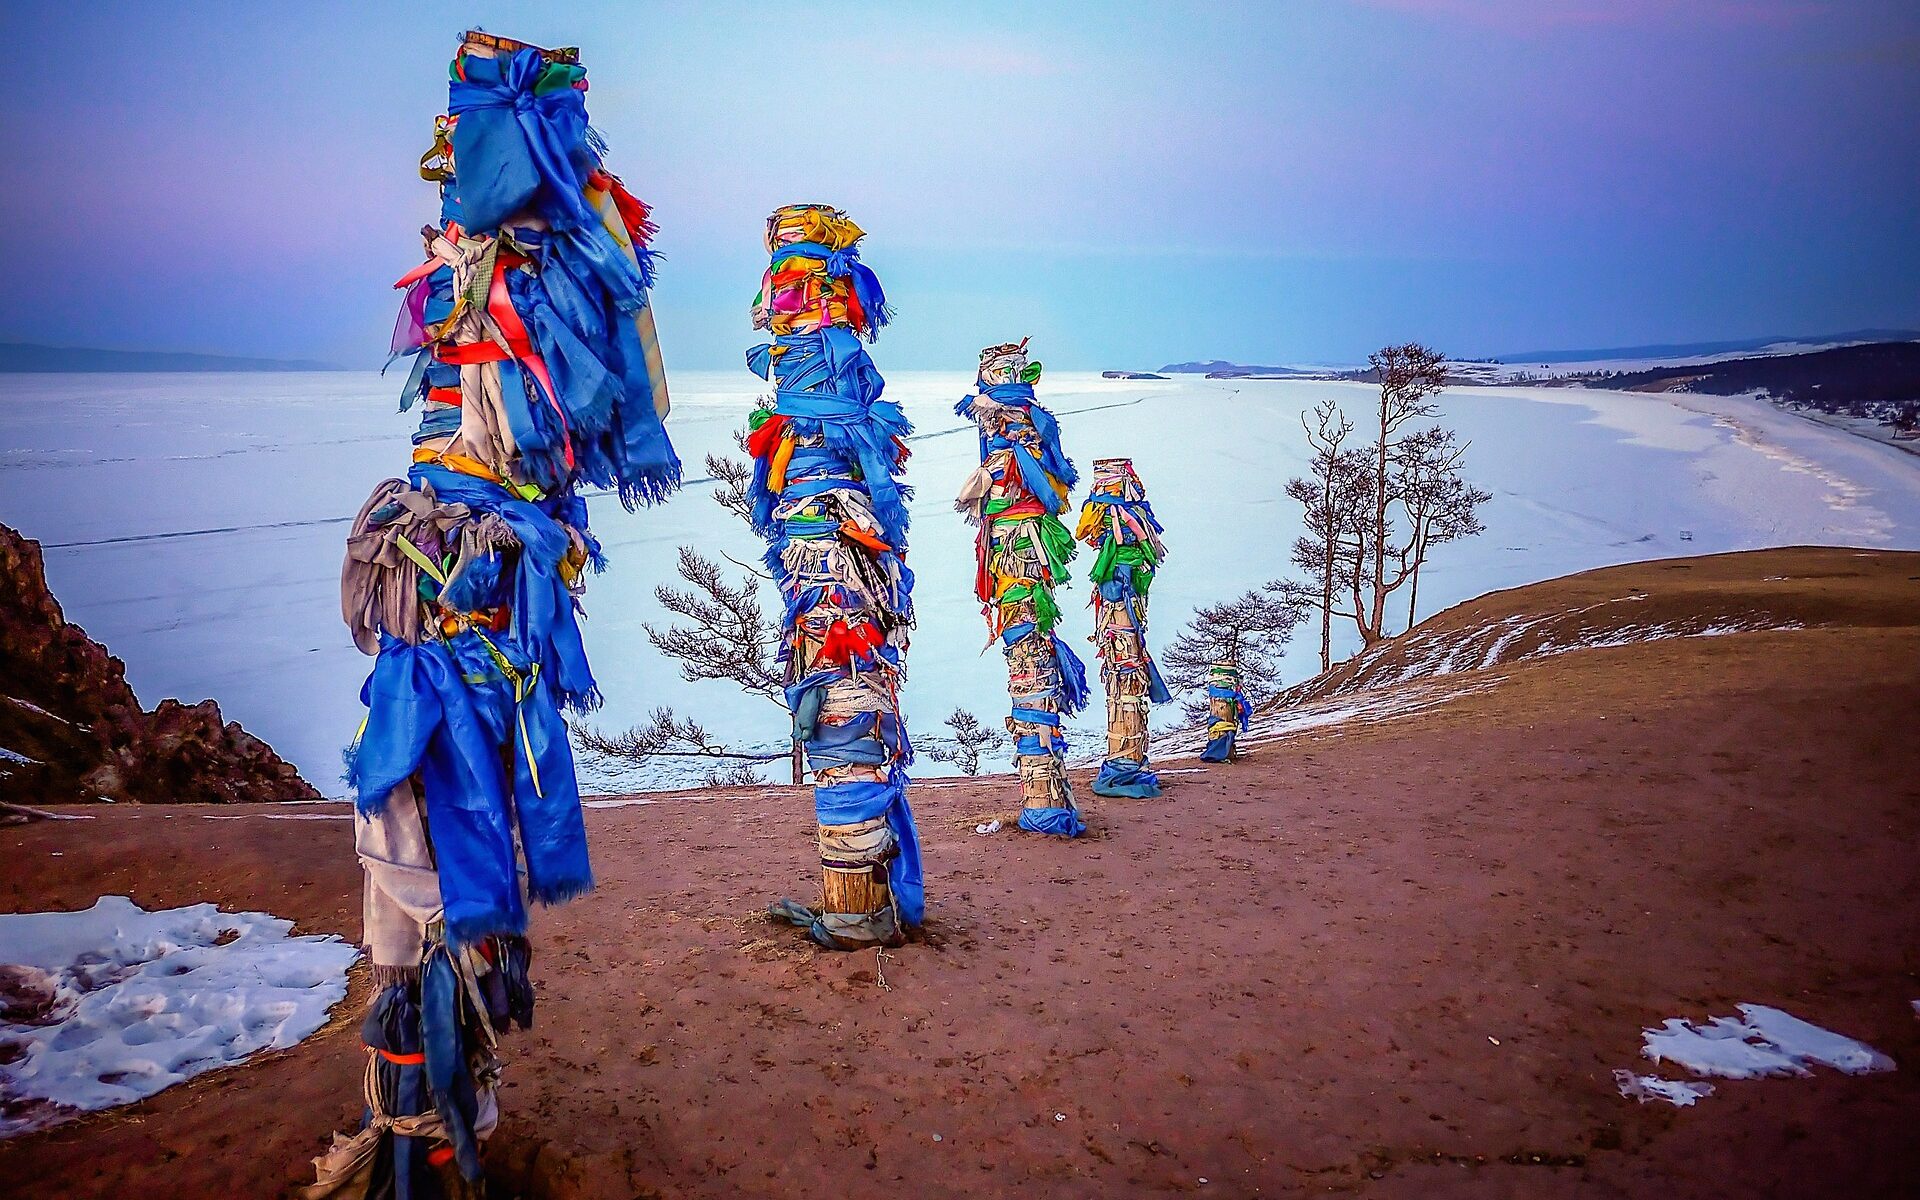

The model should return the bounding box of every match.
[2,547,1917,1198]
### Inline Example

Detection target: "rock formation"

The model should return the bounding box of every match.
[0,523,317,805]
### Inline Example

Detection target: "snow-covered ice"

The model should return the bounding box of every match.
[1641,1003,1895,1081]
[5,370,1919,791]
[0,895,359,1136]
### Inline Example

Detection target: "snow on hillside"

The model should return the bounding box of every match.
[4,371,1920,791]
[1302,596,1802,701]
[1161,599,1801,758]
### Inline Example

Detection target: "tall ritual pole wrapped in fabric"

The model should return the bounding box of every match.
[955,341,1091,836]
[747,204,921,951]
[1199,661,1253,763]
[1076,458,1172,797]
[309,31,679,1197]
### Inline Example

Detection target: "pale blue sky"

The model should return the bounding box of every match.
[2,1,1915,367]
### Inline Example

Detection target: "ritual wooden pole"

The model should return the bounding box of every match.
[1078,457,1170,797]
[312,29,678,1193]
[749,204,920,948]
[955,341,1089,836]
[1200,658,1250,763]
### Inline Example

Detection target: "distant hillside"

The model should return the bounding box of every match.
[1601,341,1920,412]
[0,342,341,373]
[1491,329,1919,366]
[1158,359,1320,376]
[1167,545,1920,755]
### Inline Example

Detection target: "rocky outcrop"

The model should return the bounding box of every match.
[0,523,318,804]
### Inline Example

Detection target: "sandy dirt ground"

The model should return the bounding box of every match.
[2,548,1917,1198]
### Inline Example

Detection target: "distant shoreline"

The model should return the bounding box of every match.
[0,342,347,373]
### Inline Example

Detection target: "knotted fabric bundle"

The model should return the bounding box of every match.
[955,340,1090,836]
[1076,457,1173,797]
[750,204,921,950]
[391,34,679,508]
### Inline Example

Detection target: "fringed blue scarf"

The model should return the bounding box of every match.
[349,629,592,944]
[506,245,681,508]
[1000,620,1092,716]
[957,383,1078,515]
[747,327,913,546]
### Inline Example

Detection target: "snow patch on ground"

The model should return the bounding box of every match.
[1619,1003,1894,1107]
[1614,1071,1714,1107]
[0,895,358,1137]
[1643,1004,1895,1079]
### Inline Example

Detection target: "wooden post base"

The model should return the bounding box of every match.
[821,862,890,917]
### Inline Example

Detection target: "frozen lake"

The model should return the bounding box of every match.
[4,368,1919,794]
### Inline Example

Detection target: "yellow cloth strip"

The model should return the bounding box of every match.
[473,629,545,799]
[1074,504,1103,542]
[412,446,503,484]
[768,429,796,493]
[393,536,448,586]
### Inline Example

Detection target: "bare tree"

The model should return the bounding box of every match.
[574,428,802,783]
[645,545,781,703]
[1354,343,1449,644]
[1284,343,1489,658]
[706,441,754,524]
[1285,398,1364,672]
[572,707,787,781]
[703,762,771,787]
[922,707,1006,775]
[1393,427,1491,627]
[1163,584,1308,724]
